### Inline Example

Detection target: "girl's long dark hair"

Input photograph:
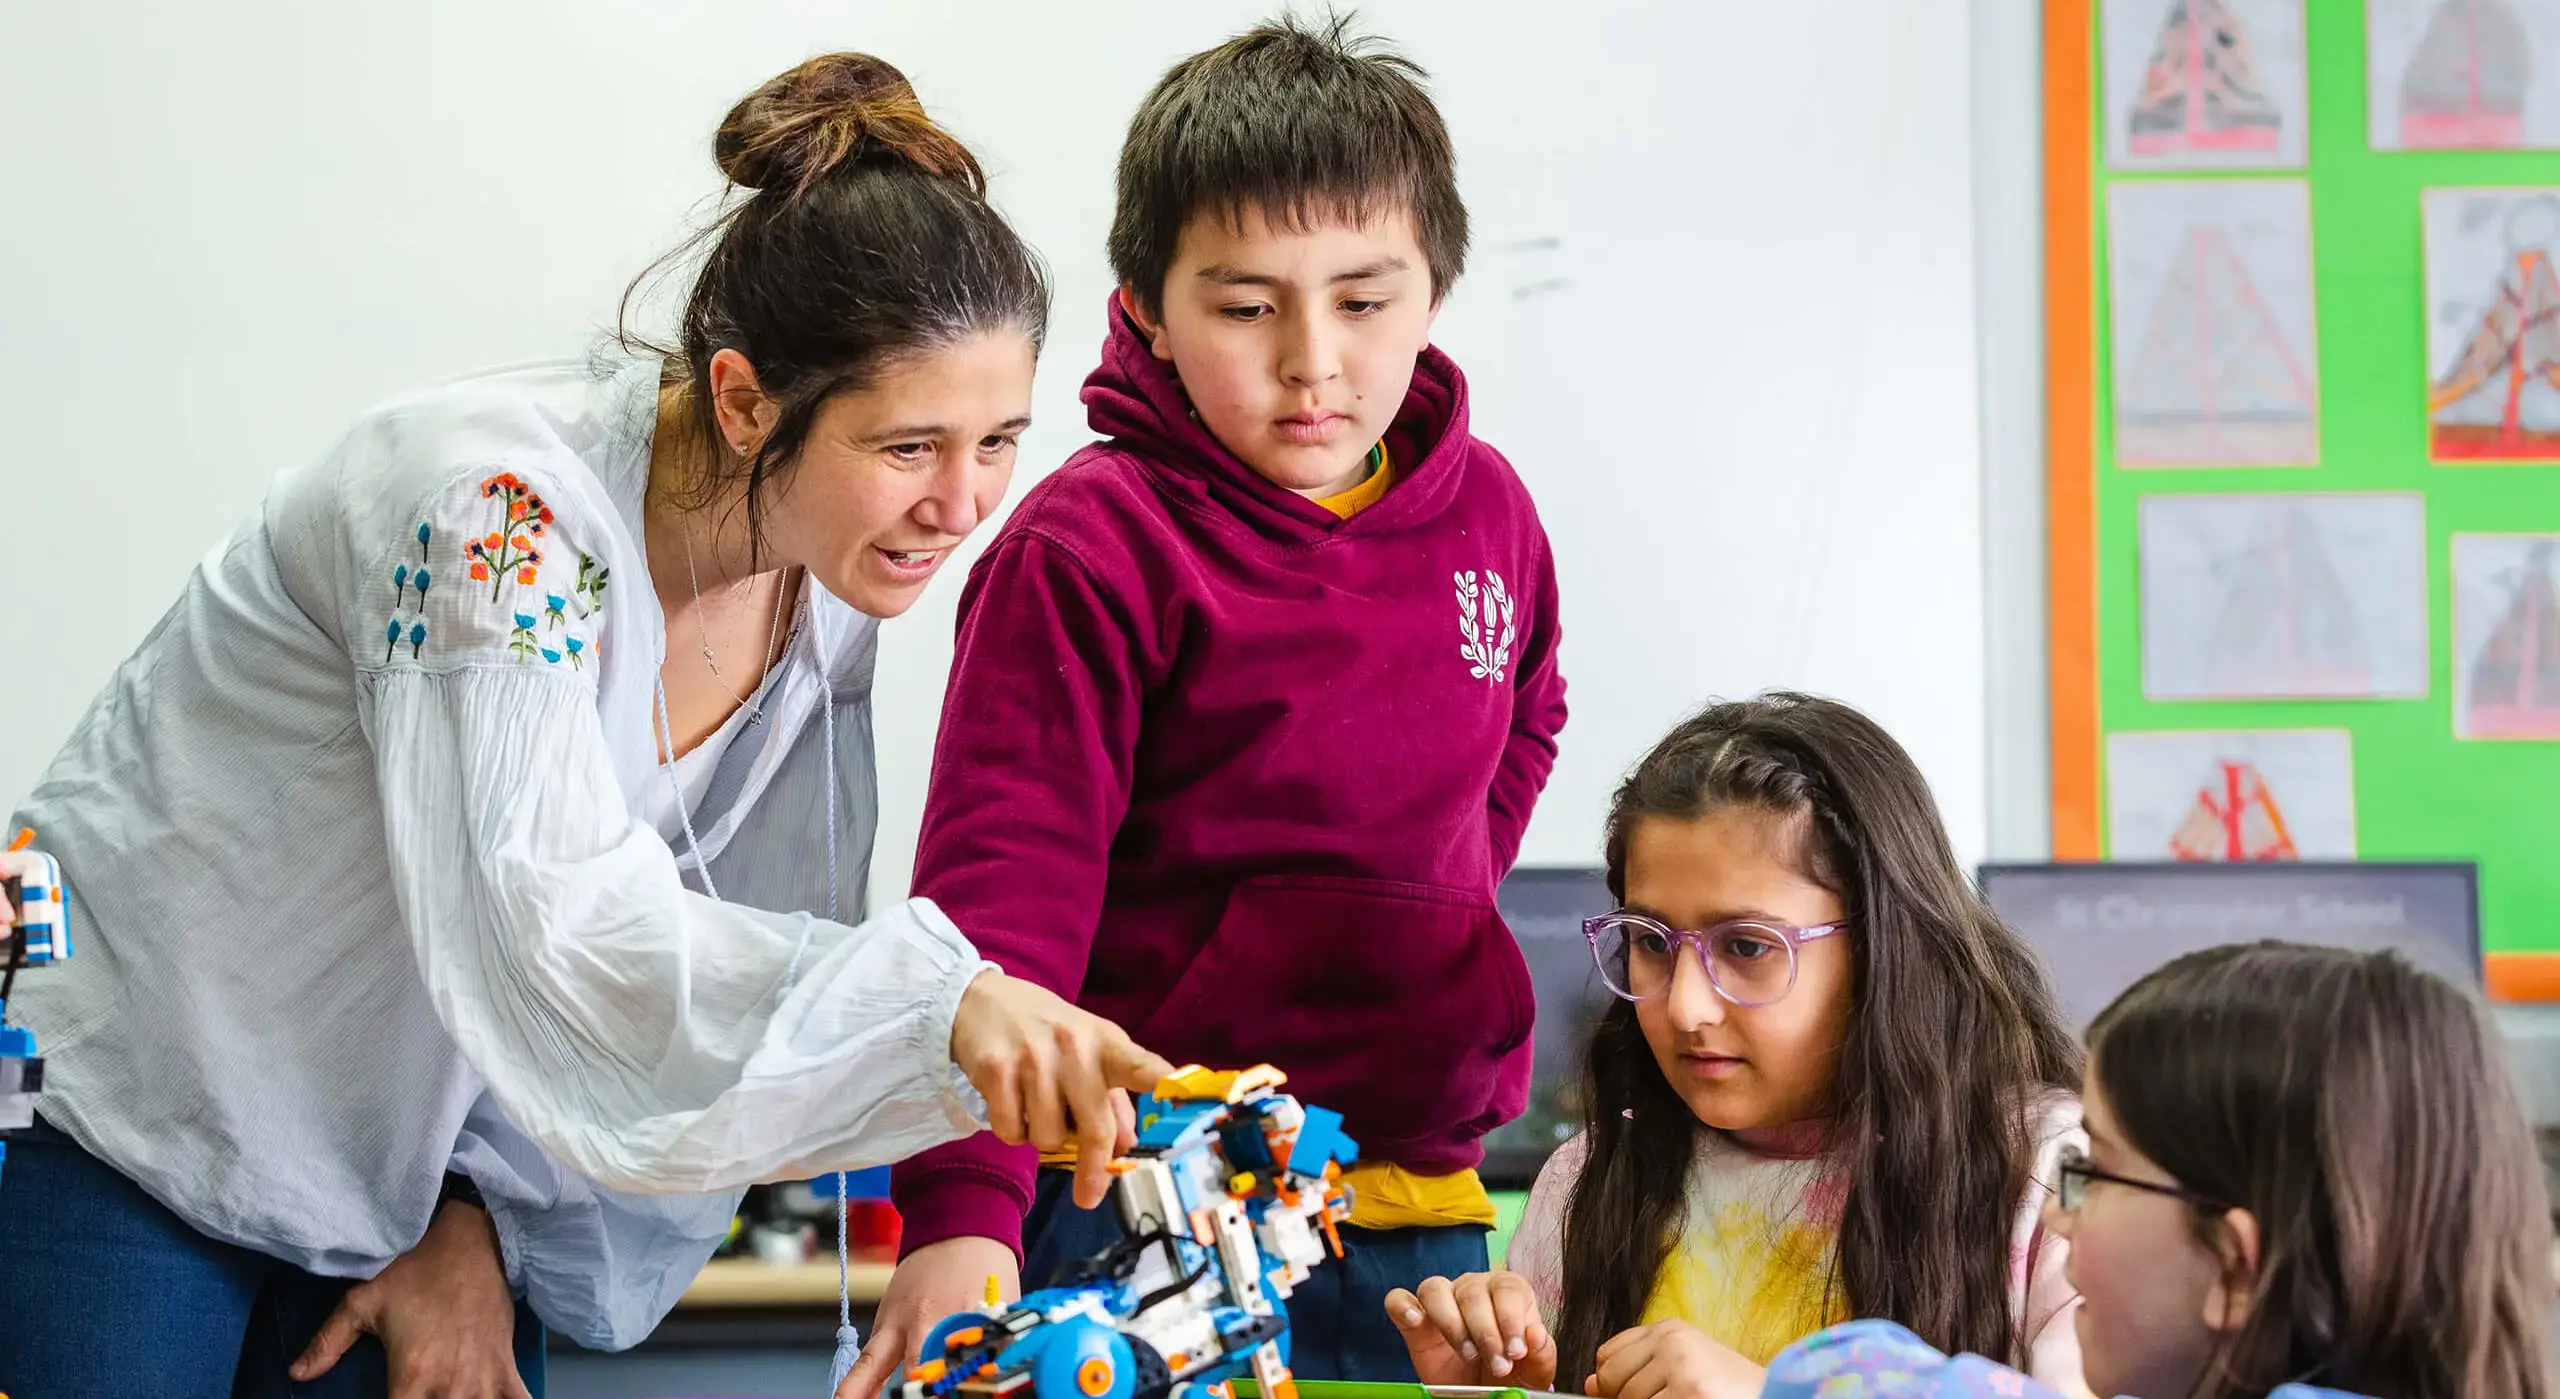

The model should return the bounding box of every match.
[2090,943,2555,1399]
[1554,694,2081,1378]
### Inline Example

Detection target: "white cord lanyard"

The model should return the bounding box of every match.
[651,597,862,1366]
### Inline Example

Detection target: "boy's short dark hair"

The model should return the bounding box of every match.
[1108,11,1470,313]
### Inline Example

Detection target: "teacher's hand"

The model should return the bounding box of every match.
[292,1197,530,1399]
[950,969,1174,1210]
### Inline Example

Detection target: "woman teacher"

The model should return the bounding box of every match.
[0,52,1164,1397]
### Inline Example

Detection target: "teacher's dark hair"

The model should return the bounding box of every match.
[624,53,1050,560]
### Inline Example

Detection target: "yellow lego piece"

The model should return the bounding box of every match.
[1152,1063,1290,1104]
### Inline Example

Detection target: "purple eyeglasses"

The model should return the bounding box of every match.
[1582,911,1846,1007]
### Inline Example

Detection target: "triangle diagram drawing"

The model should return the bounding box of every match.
[2203,506,2375,694]
[2466,540,2560,736]
[2119,223,2317,463]
[2400,0,2532,147]
[2129,0,2286,155]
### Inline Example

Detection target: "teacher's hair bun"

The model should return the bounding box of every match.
[713,52,986,200]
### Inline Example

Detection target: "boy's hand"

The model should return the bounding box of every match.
[835,1235,1017,1399]
[1587,1319,1763,1399]
[1387,1271,1556,1388]
[948,970,1172,1209]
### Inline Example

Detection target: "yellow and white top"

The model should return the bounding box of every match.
[1506,1098,2086,1388]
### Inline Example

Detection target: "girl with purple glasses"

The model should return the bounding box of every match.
[1387,694,2087,1399]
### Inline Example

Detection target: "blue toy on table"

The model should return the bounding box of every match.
[1,829,70,1186]
[900,1065,1360,1399]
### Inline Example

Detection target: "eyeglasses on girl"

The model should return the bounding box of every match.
[1582,910,1845,1008]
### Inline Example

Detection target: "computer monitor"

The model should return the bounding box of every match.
[1484,861,2516,1204]
[1978,861,2482,1033]
[1484,866,1618,1190]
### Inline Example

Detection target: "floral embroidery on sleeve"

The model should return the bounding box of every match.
[574,553,610,616]
[384,522,435,660]
[465,473,556,601]
[508,611,542,662]
[364,470,603,674]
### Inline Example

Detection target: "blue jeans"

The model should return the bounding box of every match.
[1021,1168,1489,1383]
[0,1118,546,1399]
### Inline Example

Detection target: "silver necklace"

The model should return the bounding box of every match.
[683,530,792,725]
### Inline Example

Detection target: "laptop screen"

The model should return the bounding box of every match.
[1484,861,2486,1187]
[1484,867,1618,1190]
[1977,861,2482,1033]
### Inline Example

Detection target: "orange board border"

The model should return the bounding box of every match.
[2045,0,2102,860]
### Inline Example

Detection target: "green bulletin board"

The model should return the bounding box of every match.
[2071,1,2560,964]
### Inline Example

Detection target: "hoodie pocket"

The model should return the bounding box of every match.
[1130,875,1535,1161]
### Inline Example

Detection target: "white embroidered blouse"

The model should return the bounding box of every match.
[10,352,994,1346]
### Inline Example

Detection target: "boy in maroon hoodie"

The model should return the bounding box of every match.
[846,15,1566,1394]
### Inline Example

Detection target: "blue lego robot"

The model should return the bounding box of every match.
[900,1065,1360,1399]
[1,830,68,1186]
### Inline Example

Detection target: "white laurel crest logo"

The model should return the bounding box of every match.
[1454,568,1517,683]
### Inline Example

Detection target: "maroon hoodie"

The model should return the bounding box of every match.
[892,295,1568,1258]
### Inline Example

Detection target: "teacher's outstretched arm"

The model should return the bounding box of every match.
[345,452,1167,1196]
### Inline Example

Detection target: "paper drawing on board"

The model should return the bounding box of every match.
[2103,0,2308,169]
[2140,492,2430,700]
[2108,180,2319,466]
[2424,188,2560,463]
[2368,0,2560,150]
[2107,729,2356,860]
[2453,533,2560,738]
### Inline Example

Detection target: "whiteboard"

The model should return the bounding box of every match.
[0,0,1991,905]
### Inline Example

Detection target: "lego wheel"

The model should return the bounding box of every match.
[1031,1318,1135,1399]
[1124,1334,1173,1399]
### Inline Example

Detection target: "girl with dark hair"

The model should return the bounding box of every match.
[0,53,1168,1399]
[1759,942,2555,1399]
[1390,693,2087,1398]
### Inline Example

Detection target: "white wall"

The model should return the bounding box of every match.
[0,0,1996,904]
[1973,0,2054,861]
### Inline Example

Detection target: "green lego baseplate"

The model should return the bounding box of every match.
[1232,1382,1577,1399]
